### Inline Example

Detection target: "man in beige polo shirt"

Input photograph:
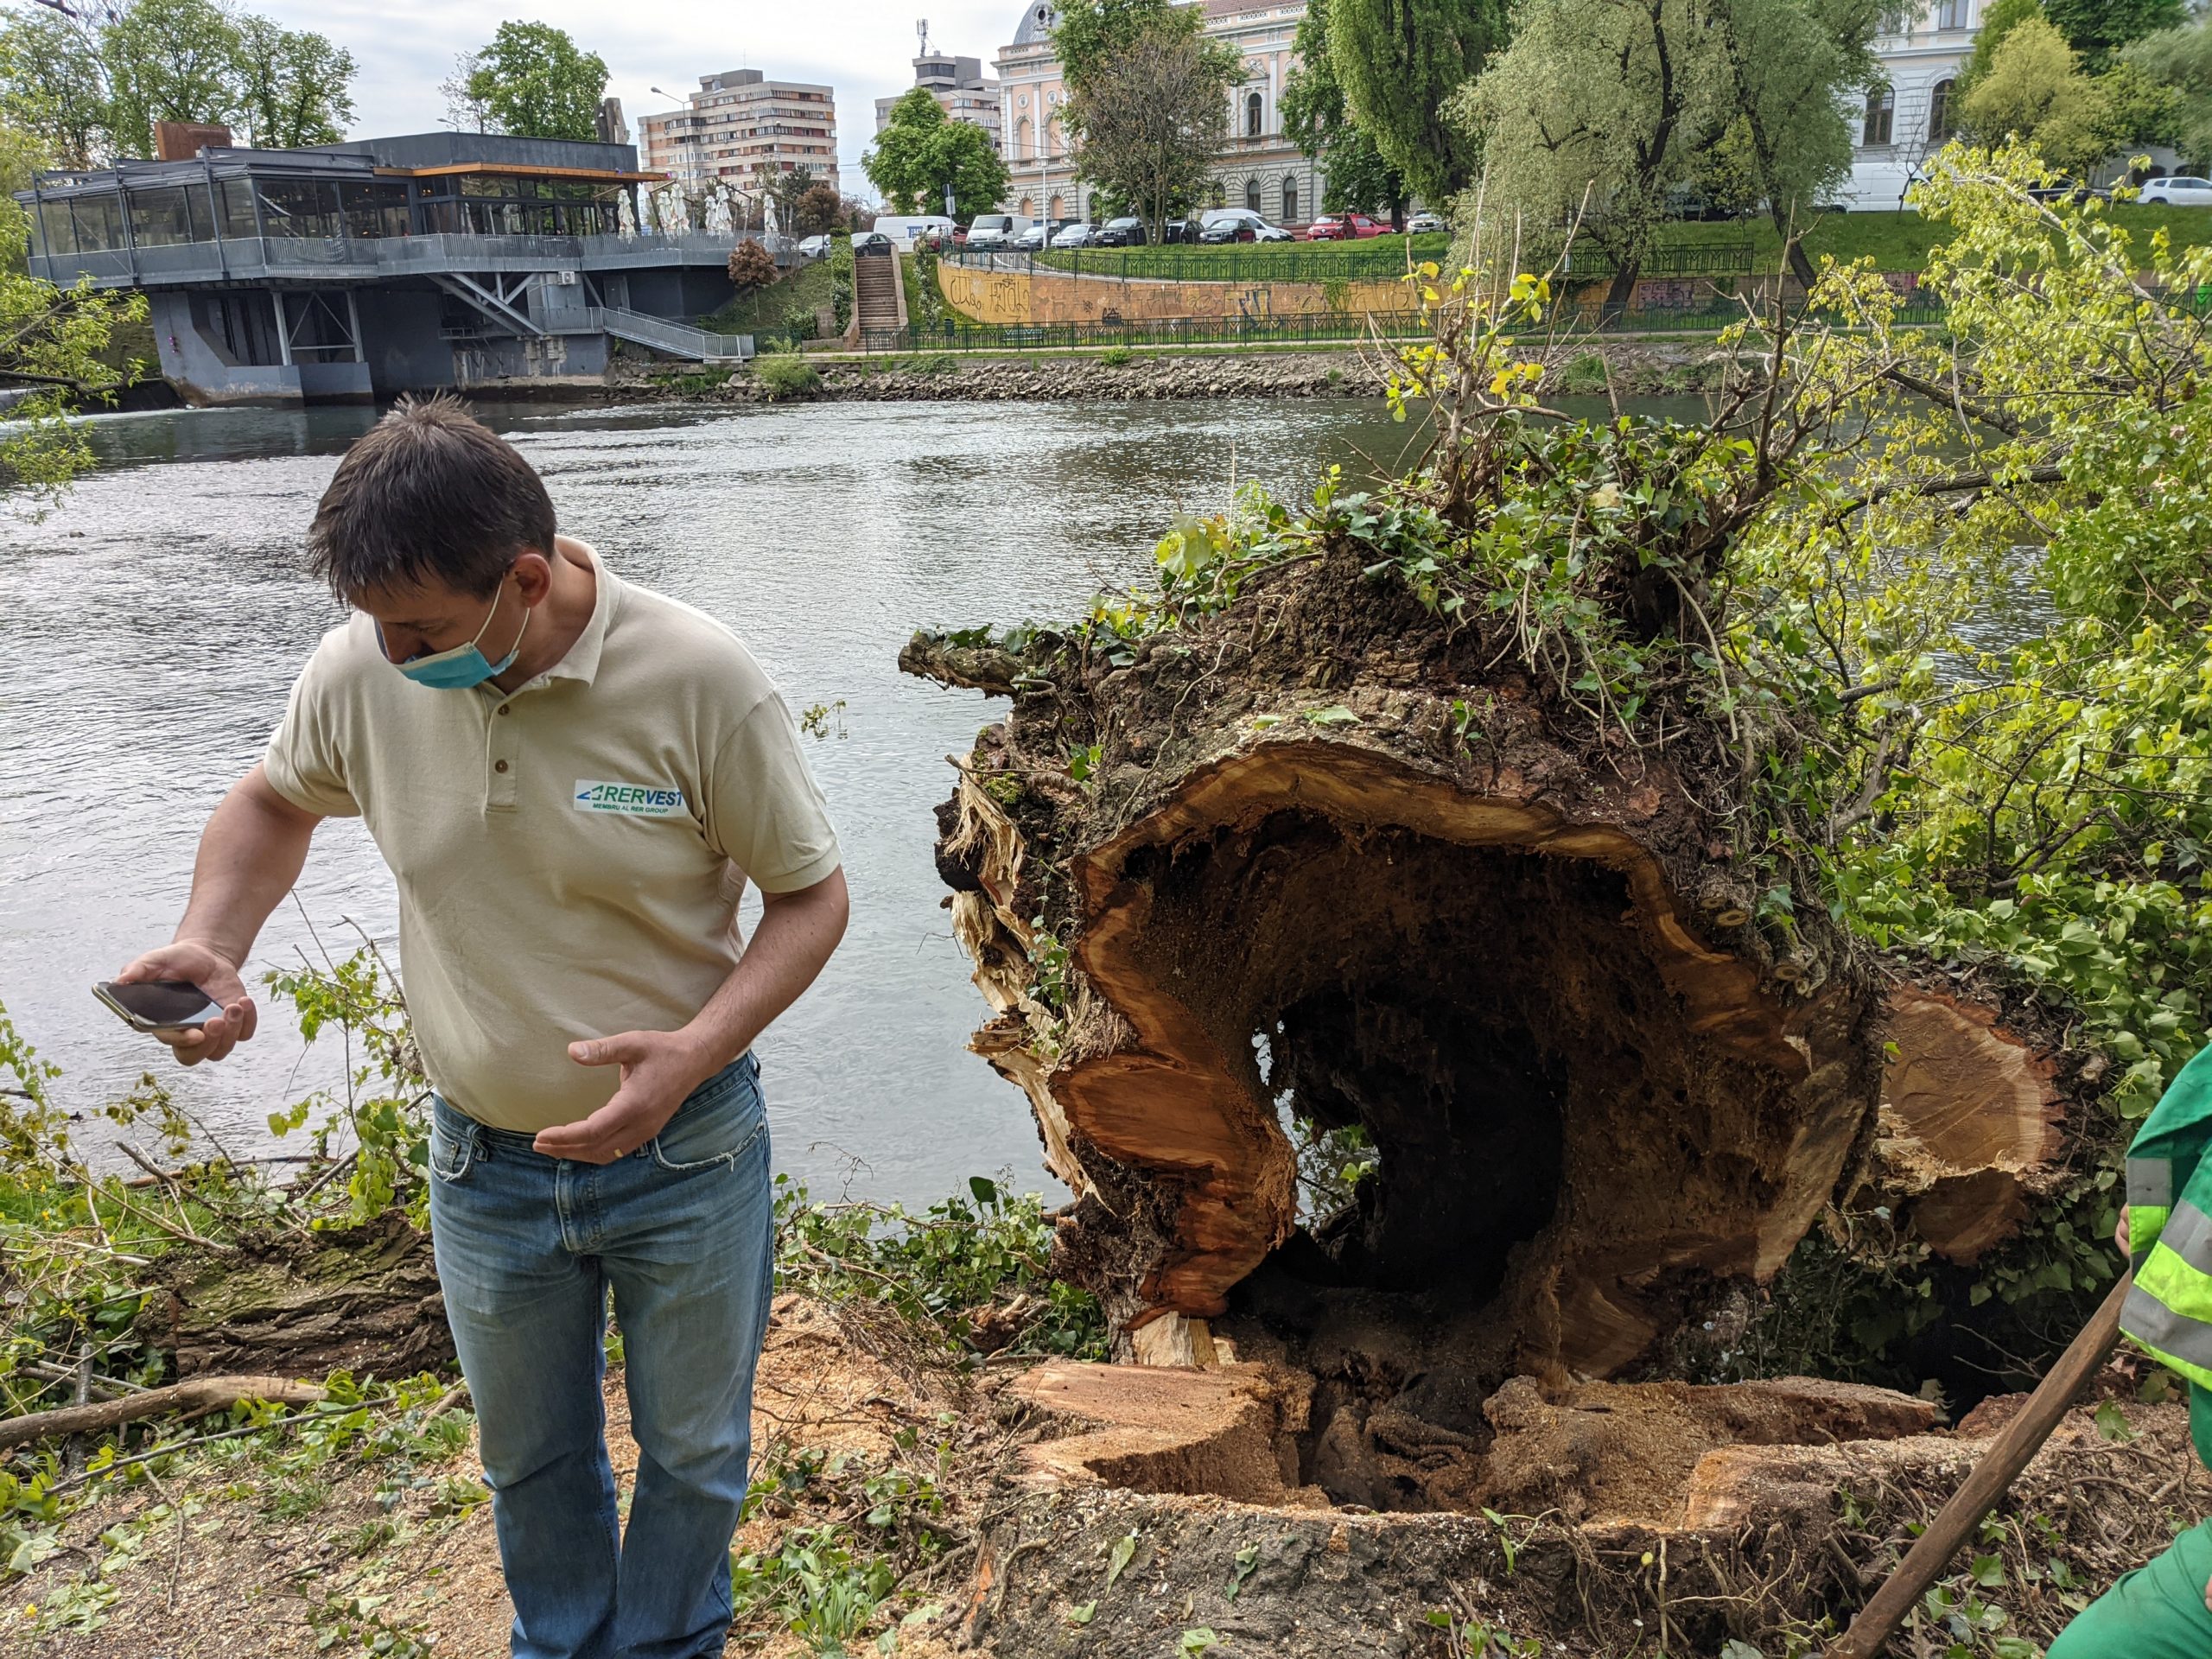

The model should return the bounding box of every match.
[115,396,848,1659]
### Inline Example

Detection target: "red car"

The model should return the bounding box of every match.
[1304,213,1389,240]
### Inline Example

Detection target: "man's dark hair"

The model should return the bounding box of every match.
[308,394,556,600]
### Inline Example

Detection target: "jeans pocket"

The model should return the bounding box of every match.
[647,1058,766,1173]
[429,1103,479,1185]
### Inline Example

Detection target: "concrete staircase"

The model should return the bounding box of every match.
[854,251,904,345]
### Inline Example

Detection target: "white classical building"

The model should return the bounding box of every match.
[994,0,1325,225]
[1840,0,1978,210]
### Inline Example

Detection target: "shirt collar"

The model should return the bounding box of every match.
[536,537,616,689]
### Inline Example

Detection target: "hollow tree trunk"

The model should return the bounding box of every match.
[904,543,2076,1381]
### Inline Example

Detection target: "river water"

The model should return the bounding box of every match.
[0,396,1454,1204]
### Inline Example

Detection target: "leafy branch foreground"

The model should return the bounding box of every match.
[0,955,1103,1656]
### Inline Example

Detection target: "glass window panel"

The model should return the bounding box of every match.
[219,178,258,238]
[127,185,196,246]
[258,178,341,238]
[36,199,75,256]
[69,192,123,251]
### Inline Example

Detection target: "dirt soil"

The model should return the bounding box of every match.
[4,1296,981,1659]
[14,1301,2212,1659]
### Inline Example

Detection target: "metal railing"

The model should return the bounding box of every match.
[28,230,757,289]
[591,307,754,361]
[958,238,1761,285]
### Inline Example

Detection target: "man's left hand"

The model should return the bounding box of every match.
[534,1029,720,1163]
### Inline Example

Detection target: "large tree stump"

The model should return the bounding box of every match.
[906,538,2076,1384]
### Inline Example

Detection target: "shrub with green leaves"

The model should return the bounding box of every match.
[752,353,823,401]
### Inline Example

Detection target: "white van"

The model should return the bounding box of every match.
[870,215,956,251]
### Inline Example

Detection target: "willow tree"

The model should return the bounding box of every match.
[1282,0,1410,223]
[1327,0,1506,207]
[1453,0,1732,311]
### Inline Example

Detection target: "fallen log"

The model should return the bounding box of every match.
[0,1373,325,1449]
[132,1210,450,1378]
[902,527,2082,1390]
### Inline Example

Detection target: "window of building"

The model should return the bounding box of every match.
[1246,92,1263,138]
[1283,177,1298,222]
[1862,85,1894,147]
[1014,117,1030,160]
[1937,0,1969,28]
[68,192,124,252]
[126,184,204,246]
[1929,78,1955,142]
[1246,176,1261,213]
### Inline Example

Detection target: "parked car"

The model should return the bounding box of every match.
[964,213,1022,251]
[1014,222,1049,251]
[1050,220,1096,249]
[1406,211,1445,234]
[851,230,893,257]
[1197,207,1294,244]
[2137,175,2212,206]
[870,214,955,251]
[1304,213,1389,240]
[796,233,832,260]
[1096,215,1147,246]
[2027,178,2110,205]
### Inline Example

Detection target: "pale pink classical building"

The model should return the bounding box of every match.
[994,0,1325,226]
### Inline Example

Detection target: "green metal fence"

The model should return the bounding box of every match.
[982,238,1761,285]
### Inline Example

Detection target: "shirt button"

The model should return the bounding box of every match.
[498,705,511,715]
[494,760,510,773]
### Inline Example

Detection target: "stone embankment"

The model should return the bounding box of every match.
[617,341,1734,406]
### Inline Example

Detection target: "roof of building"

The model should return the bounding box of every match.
[1012,2,1058,46]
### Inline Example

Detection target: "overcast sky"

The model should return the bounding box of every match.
[248,0,1029,193]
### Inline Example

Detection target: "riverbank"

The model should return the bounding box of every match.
[613,340,1734,405]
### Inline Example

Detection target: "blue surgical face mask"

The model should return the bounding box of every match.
[380,581,529,690]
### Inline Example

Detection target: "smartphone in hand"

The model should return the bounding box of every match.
[92,979,226,1033]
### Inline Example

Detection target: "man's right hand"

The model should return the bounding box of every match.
[114,941,257,1065]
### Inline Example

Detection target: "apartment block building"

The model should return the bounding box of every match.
[876,40,1004,154]
[639,70,840,198]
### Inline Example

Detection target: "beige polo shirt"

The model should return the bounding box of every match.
[263,542,842,1133]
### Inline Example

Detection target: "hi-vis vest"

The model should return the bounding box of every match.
[2123,1044,2212,1387]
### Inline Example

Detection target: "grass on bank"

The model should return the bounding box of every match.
[1024,207,2212,277]
[700,253,840,337]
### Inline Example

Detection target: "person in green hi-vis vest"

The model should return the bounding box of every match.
[2048,1042,2212,1657]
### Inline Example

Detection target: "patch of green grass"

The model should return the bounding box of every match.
[1655,205,2212,273]
[700,252,840,337]
[751,354,823,401]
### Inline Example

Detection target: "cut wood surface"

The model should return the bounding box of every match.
[1875,987,2068,1262]
[0,1374,325,1449]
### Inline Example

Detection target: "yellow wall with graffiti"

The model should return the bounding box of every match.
[938,260,1410,325]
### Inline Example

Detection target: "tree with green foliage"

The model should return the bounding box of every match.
[1067,21,1232,235]
[1961,16,2123,175]
[99,0,244,158]
[0,1,355,166]
[1329,0,1507,206]
[1051,0,1236,96]
[2126,17,2212,165]
[1956,0,2053,99]
[463,21,607,143]
[0,124,147,506]
[1706,0,1888,284]
[863,87,1012,218]
[1453,0,1733,310]
[2044,0,2186,70]
[1281,0,1409,224]
[232,15,355,149]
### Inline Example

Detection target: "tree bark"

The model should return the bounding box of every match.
[0,1375,326,1450]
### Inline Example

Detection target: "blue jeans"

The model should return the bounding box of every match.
[428,1054,774,1659]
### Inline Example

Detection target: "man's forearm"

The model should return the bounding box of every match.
[174,765,321,967]
[680,869,850,1073]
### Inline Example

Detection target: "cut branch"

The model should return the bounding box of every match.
[0,1375,326,1450]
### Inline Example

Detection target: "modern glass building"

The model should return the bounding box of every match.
[20,131,760,404]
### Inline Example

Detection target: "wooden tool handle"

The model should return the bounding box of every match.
[1827,1272,2132,1659]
